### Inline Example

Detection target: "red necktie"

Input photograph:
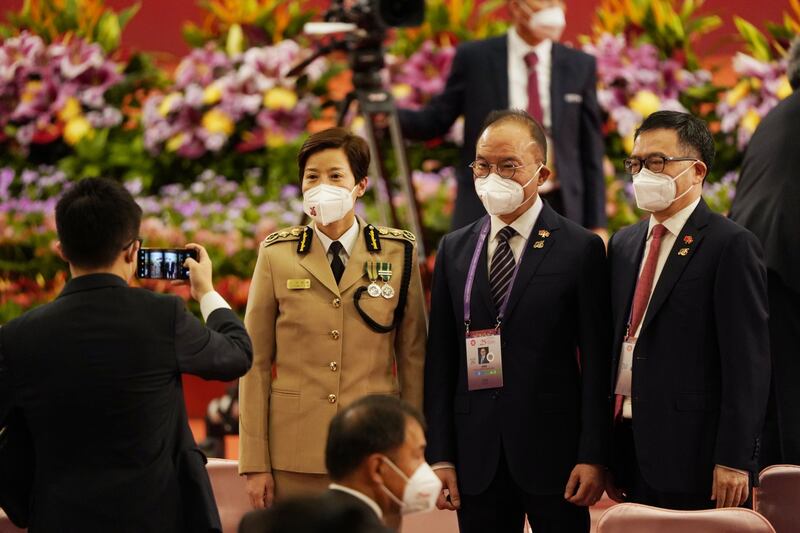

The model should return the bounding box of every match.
[614,224,667,421]
[524,52,543,123]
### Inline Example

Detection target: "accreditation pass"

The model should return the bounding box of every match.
[466,329,503,391]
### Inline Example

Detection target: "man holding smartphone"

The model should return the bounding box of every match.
[0,178,252,532]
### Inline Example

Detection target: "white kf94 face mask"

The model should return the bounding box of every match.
[632,162,698,212]
[526,5,566,41]
[474,164,544,216]
[302,183,358,225]
[380,458,442,515]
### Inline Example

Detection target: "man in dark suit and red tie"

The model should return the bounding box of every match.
[398,0,606,235]
[424,109,612,533]
[605,111,771,510]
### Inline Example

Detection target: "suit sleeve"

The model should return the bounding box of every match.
[398,44,468,141]
[576,234,612,465]
[423,235,460,464]
[238,245,278,474]
[0,329,12,424]
[174,300,253,381]
[713,230,770,473]
[579,56,607,229]
[395,241,427,412]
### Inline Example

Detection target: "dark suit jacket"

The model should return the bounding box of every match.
[730,90,800,294]
[608,201,770,493]
[238,489,392,533]
[0,273,252,532]
[424,202,612,496]
[398,35,606,230]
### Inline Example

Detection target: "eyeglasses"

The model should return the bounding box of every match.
[122,237,143,251]
[469,160,533,179]
[623,155,699,175]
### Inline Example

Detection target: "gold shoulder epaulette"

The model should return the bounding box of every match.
[262,226,304,247]
[377,226,416,242]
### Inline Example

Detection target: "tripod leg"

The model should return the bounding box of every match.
[361,110,395,227]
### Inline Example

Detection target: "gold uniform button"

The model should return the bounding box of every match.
[328,394,337,404]
[330,330,340,340]
[332,298,341,308]
[329,362,338,372]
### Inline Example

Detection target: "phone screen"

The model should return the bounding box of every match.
[136,248,198,280]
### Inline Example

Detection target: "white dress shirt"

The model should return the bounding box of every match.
[487,195,544,267]
[199,291,232,321]
[315,219,360,267]
[328,483,383,519]
[621,198,701,419]
[508,28,553,130]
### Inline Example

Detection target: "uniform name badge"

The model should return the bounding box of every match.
[466,329,503,391]
[614,338,636,396]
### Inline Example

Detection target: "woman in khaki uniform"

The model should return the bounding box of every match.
[239,128,427,509]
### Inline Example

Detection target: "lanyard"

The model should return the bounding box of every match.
[463,217,532,333]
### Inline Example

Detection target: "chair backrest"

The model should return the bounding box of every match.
[597,502,776,533]
[206,458,251,533]
[757,464,800,533]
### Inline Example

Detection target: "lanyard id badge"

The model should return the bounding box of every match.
[614,338,635,396]
[466,329,503,390]
[462,217,533,391]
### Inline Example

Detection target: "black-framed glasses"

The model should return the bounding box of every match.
[624,155,698,175]
[122,237,143,251]
[469,160,531,179]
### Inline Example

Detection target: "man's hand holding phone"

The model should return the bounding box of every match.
[182,243,214,302]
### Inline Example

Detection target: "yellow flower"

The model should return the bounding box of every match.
[166,133,185,152]
[392,83,413,101]
[726,80,751,107]
[203,83,223,105]
[622,132,636,155]
[629,90,661,118]
[776,76,793,100]
[741,109,761,133]
[158,93,182,117]
[263,87,297,111]
[63,117,94,145]
[202,108,234,135]
[21,80,42,103]
[226,23,244,57]
[57,97,82,122]
[265,132,286,148]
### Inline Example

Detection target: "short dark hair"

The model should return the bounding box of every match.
[788,37,800,91]
[634,111,715,171]
[55,178,142,269]
[325,395,425,481]
[297,127,370,183]
[479,109,548,163]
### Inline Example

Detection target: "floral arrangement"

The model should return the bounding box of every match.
[0,31,123,149]
[141,40,325,159]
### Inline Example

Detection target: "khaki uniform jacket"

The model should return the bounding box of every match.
[238,218,427,474]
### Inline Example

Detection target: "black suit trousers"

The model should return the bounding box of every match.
[457,448,589,533]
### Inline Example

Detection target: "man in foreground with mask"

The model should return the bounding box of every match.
[239,128,427,510]
[605,111,770,509]
[238,395,440,532]
[398,0,606,237]
[424,109,611,533]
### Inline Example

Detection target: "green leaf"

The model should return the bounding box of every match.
[117,3,141,31]
[96,13,122,53]
[734,16,771,61]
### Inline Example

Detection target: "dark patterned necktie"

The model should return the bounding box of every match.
[329,241,345,284]
[489,226,518,309]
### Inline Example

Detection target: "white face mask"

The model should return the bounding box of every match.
[474,164,543,216]
[525,5,566,41]
[302,183,358,225]
[632,163,698,212]
[380,458,442,515]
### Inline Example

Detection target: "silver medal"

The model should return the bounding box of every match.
[381,284,395,299]
[368,283,382,298]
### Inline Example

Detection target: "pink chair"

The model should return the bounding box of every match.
[757,464,800,533]
[597,502,776,533]
[206,458,251,533]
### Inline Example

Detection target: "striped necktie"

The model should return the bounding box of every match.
[489,226,518,309]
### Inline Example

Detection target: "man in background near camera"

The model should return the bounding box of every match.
[398,0,606,237]
[606,111,770,510]
[0,178,252,532]
[729,38,800,469]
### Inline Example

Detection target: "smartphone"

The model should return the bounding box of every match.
[137,248,198,280]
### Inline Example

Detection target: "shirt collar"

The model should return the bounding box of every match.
[315,218,360,256]
[328,484,383,519]
[648,197,701,238]
[490,194,543,242]
[508,28,552,65]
